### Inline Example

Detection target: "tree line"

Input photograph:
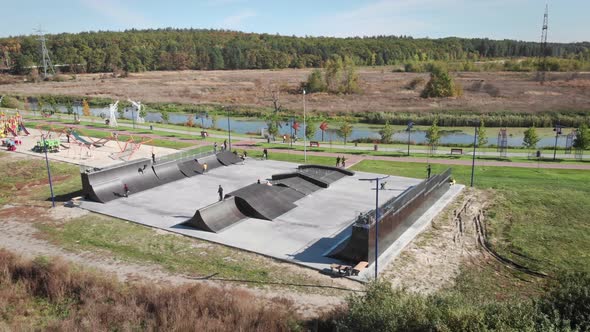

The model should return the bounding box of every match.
[1,28,589,74]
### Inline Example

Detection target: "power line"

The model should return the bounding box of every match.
[538,3,549,84]
[34,27,56,79]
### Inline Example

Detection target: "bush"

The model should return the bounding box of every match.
[421,65,460,98]
[0,250,298,331]
[405,77,425,90]
[0,96,22,109]
[304,69,326,93]
[538,272,590,331]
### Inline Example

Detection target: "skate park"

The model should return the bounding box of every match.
[79,148,464,279]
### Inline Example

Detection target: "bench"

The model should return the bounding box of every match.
[310,141,320,147]
[450,148,463,155]
[330,263,352,276]
[352,261,369,276]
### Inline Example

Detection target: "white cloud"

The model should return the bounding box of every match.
[80,0,151,28]
[220,10,257,30]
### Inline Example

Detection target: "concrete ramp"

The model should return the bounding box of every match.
[152,162,184,183]
[185,196,247,233]
[216,151,243,166]
[228,184,303,220]
[177,159,204,177]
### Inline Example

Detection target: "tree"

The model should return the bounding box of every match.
[342,56,360,94]
[523,125,540,150]
[304,69,326,93]
[160,111,169,124]
[325,55,343,93]
[82,99,90,117]
[66,101,74,121]
[426,119,440,152]
[305,121,317,140]
[379,121,394,144]
[477,120,488,147]
[338,121,353,145]
[421,65,461,98]
[573,124,590,156]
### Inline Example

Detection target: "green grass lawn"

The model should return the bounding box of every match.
[350,159,590,276]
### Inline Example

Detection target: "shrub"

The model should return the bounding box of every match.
[421,65,460,98]
[304,69,326,93]
[0,96,21,109]
[406,77,425,90]
[538,272,590,331]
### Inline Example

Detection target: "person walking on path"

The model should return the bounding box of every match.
[213,142,218,153]
[218,185,224,201]
[336,156,341,167]
[123,184,130,197]
[341,156,346,168]
[427,164,432,179]
[263,148,268,160]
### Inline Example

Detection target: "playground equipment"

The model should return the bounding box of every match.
[32,137,60,153]
[128,99,145,124]
[107,101,119,127]
[110,134,153,161]
[1,111,30,138]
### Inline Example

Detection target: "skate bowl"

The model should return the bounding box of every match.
[216,150,243,166]
[330,169,453,264]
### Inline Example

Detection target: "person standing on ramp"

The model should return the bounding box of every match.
[218,185,224,201]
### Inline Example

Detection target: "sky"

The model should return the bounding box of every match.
[1,0,588,42]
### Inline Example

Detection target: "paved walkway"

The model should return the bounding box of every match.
[231,141,590,170]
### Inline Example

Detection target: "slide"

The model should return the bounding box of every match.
[71,131,92,145]
[20,123,30,135]
[7,127,17,137]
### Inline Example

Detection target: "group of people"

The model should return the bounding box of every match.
[213,140,230,153]
[335,156,347,168]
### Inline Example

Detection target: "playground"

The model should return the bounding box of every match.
[79,154,463,279]
[6,127,177,168]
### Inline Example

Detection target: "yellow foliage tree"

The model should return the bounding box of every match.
[82,99,90,116]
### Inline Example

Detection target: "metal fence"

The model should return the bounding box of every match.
[354,169,452,226]
[154,147,214,164]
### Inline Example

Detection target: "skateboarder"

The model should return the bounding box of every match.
[218,185,224,201]
[263,148,268,160]
[123,184,130,197]
[213,142,218,153]
[336,156,341,167]
[203,163,208,173]
[223,140,228,151]
[427,164,432,179]
[152,152,156,164]
[257,179,261,184]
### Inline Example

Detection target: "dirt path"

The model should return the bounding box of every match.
[382,189,489,293]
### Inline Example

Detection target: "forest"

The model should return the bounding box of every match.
[1,28,590,74]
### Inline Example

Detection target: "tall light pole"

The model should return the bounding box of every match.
[471,120,479,187]
[303,89,307,163]
[42,135,55,208]
[226,106,232,151]
[359,175,389,280]
[406,121,414,156]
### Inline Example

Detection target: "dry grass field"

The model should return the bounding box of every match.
[2,68,590,114]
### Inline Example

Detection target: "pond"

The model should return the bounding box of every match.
[29,104,570,148]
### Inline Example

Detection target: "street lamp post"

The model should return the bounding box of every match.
[303,89,307,163]
[470,121,479,187]
[359,175,390,280]
[406,121,414,156]
[42,135,55,208]
[553,123,563,161]
[226,107,232,151]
